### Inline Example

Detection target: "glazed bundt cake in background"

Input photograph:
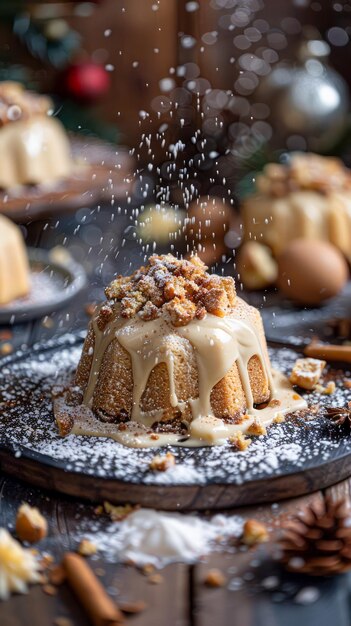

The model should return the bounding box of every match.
[0,215,30,305]
[0,81,71,189]
[242,153,351,262]
[55,254,305,447]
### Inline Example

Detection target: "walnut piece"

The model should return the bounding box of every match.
[16,504,48,544]
[290,357,326,391]
[242,519,269,546]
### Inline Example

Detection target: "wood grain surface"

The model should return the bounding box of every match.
[1,474,351,626]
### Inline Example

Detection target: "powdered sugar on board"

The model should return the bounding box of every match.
[76,508,244,567]
[0,332,350,490]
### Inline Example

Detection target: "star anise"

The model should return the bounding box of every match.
[325,404,351,427]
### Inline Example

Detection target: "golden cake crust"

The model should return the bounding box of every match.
[73,289,271,428]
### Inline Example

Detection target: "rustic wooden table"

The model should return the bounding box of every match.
[1,205,351,626]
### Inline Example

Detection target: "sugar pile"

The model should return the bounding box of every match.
[80,509,244,567]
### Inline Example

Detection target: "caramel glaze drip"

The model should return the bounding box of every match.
[64,300,306,447]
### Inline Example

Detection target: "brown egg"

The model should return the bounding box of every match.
[277,239,349,305]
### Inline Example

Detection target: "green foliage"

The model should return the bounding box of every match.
[56,99,120,144]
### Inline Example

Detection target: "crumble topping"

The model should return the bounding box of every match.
[0,81,51,127]
[256,153,351,198]
[104,254,236,327]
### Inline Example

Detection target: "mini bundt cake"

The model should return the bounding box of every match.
[0,81,71,189]
[242,153,351,262]
[55,254,305,447]
[0,215,30,305]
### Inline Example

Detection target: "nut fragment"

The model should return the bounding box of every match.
[16,504,48,544]
[273,413,285,424]
[148,573,163,584]
[246,419,267,437]
[141,563,155,576]
[204,569,227,587]
[315,381,336,395]
[0,342,13,355]
[242,519,269,546]
[149,452,176,471]
[290,357,326,391]
[228,431,251,451]
[77,539,97,557]
[103,502,136,521]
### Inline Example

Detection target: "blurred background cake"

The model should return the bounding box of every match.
[241,153,351,262]
[0,81,71,189]
[0,215,30,305]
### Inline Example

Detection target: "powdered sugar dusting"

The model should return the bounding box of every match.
[0,333,350,500]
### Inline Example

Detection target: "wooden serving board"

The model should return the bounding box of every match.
[0,332,350,511]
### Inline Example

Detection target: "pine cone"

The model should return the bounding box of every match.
[280,497,351,575]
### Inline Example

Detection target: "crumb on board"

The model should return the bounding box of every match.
[204,569,227,587]
[242,519,269,546]
[290,358,326,391]
[149,452,176,471]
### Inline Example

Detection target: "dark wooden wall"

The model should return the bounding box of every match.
[0,0,350,148]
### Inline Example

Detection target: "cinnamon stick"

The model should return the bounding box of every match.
[63,552,124,626]
[304,341,351,364]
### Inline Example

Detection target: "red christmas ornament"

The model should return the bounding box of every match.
[63,62,110,102]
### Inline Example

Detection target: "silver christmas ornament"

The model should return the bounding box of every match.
[255,39,349,151]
